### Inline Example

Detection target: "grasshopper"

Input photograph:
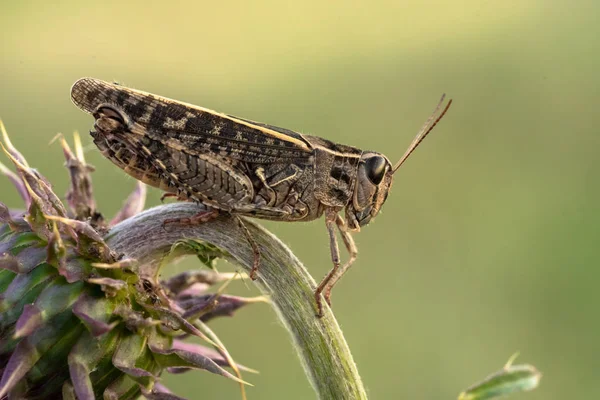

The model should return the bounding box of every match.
[71,78,452,317]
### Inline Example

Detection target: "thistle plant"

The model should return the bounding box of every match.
[0,121,368,400]
[0,120,542,400]
[0,125,266,399]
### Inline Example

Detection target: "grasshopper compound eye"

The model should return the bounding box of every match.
[364,155,388,185]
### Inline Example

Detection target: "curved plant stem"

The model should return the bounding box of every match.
[106,202,368,400]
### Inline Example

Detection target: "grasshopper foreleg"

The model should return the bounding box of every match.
[315,210,358,318]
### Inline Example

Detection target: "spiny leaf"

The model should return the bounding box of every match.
[144,305,218,348]
[69,329,120,400]
[148,343,250,386]
[141,384,187,400]
[113,333,156,379]
[0,263,55,318]
[170,340,258,374]
[72,294,116,336]
[55,132,98,221]
[0,161,28,205]
[103,374,142,400]
[163,270,242,295]
[0,120,29,168]
[0,309,75,397]
[14,279,83,338]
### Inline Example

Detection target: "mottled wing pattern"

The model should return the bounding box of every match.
[94,128,255,211]
[71,78,314,164]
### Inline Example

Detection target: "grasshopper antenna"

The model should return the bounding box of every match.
[392,94,453,174]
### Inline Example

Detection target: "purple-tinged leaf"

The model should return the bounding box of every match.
[1,142,68,221]
[0,254,19,273]
[116,362,156,380]
[146,329,171,352]
[170,340,257,373]
[113,333,157,380]
[141,384,188,400]
[13,304,43,339]
[9,245,47,274]
[0,264,55,318]
[103,374,142,400]
[68,360,94,400]
[0,309,74,397]
[114,305,161,331]
[172,282,210,298]
[1,138,61,239]
[144,305,217,347]
[57,133,98,222]
[0,161,29,206]
[69,328,120,400]
[14,280,83,338]
[7,231,42,254]
[110,182,146,226]
[57,253,92,283]
[151,383,173,394]
[87,277,127,296]
[72,294,116,336]
[148,342,250,385]
[182,294,265,322]
[0,340,41,398]
[163,270,240,296]
[0,231,22,258]
[194,318,248,397]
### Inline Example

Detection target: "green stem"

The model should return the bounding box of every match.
[106,202,368,400]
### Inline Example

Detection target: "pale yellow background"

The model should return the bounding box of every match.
[1,1,598,399]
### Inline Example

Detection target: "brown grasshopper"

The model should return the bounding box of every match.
[71,78,452,317]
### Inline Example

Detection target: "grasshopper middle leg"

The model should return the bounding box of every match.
[233,215,261,281]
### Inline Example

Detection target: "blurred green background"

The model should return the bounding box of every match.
[2,1,599,399]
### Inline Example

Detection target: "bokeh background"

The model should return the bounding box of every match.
[2,1,599,399]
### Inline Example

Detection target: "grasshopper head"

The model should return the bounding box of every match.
[346,152,394,229]
[346,95,452,230]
